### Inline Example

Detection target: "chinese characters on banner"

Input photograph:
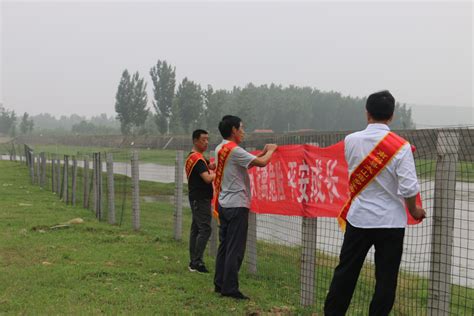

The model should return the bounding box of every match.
[247,141,422,225]
[248,142,349,218]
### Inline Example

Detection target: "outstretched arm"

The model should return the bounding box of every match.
[249,144,277,167]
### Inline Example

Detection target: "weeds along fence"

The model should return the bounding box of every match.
[1,127,473,315]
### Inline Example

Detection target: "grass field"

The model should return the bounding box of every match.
[415,159,473,182]
[0,160,473,314]
[28,144,179,166]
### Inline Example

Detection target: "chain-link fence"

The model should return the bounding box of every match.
[240,128,473,315]
[2,127,473,314]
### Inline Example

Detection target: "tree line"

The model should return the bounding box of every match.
[0,104,35,136]
[0,106,120,137]
[0,61,415,138]
[115,60,415,136]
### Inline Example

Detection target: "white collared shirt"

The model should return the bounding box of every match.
[345,123,420,228]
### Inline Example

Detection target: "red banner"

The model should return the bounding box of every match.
[248,142,348,217]
[247,141,422,225]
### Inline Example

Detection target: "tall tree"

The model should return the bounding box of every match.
[233,83,260,132]
[392,102,416,129]
[173,78,203,134]
[204,86,230,133]
[115,70,133,135]
[0,105,16,136]
[20,112,34,134]
[150,60,176,134]
[129,71,149,134]
[169,99,183,134]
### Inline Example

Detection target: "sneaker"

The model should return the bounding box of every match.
[221,291,250,300]
[194,263,209,273]
[188,264,197,272]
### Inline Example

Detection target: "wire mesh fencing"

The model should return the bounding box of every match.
[239,128,473,315]
[3,147,133,228]
[2,127,472,314]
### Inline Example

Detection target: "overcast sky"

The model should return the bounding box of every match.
[1,0,472,118]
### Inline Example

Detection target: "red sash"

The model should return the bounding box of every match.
[185,152,207,179]
[337,132,419,231]
[212,141,238,219]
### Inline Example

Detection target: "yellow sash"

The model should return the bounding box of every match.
[185,152,207,179]
[212,142,238,219]
[337,132,408,231]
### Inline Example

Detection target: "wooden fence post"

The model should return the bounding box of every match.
[83,155,90,209]
[107,153,116,225]
[71,156,77,206]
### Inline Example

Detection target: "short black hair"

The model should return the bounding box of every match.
[218,115,242,138]
[192,129,208,141]
[366,90,395,121]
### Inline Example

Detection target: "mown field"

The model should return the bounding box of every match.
[24,144,178,165]
[0,160,473,315]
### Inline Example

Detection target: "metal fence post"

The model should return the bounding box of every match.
[428,130,460,315]
[29,152,35,184]
[300,217,318,307]
[247,211,257,275]
[131,150,140,231]
[92,153,97,213]
[174,150,184,241]
[40,152,46,188]
[71,156,77,206]
[97,153,103,220]
[36,154,41,185]
[24,145,28,166]
[107,152,116,225]
[92,153,103,220]
[83,155,90,209]
[51,157,56,193]
[56,157,61,195]
[61,155,69,203]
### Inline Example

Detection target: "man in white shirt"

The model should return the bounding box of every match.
[324,91,426,315]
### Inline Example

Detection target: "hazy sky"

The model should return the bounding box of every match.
[1,0,472,118]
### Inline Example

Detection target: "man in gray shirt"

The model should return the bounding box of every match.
[213,115,277,300]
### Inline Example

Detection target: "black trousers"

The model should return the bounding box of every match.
[214,206,249,295]
[189,199,212,266]
[324,222,405,316]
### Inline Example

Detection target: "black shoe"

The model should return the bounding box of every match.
[188,264,197,272]
[214,285,221,293]
[222,291,250,300]
[195,263,209,273]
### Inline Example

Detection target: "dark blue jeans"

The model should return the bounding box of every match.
[213,206,249,295]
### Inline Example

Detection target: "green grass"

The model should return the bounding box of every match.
[416,159,473,182]
[1,160,310,314]
[29,144,178,165]
[0,160,473,314]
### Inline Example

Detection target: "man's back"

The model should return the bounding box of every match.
[345,123,419,228]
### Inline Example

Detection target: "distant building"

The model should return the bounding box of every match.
[253,129,274,134]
